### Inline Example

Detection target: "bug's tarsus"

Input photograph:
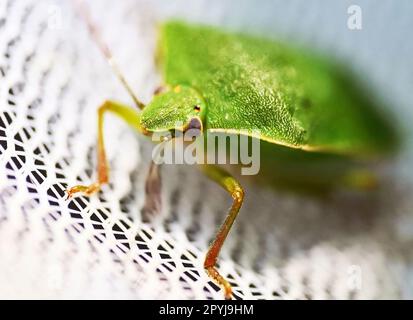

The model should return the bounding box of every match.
[73,0,145,110]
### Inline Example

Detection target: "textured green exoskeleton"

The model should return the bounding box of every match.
[67,19,399,299]
[157,22,397,155]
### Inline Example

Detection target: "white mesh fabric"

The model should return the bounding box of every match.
[1,0,413,299]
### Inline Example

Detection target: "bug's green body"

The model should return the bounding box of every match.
[150,21,397,155]
[69,17,400,299]
[140,21,399,192]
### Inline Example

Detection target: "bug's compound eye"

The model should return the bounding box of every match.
[193,105,201,112]
[184,117,203,137]
[188,117,202,130]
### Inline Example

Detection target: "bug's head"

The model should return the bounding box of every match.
[141,85,207,138]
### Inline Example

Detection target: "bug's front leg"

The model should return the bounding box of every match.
[66,100,145,199]
[199,164,244,300]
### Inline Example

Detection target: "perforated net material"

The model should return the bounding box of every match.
[1,0,413,299]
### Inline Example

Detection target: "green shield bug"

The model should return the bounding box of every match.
[66,3,399,299]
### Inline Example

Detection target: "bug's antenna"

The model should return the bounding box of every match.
[73,0,145,110]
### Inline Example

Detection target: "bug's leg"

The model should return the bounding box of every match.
[66,100,145,199]
[200,164,244,299]
[142,161,162,221]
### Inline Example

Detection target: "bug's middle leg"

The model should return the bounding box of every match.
[66,100,145,199]
[199,164,244,299]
